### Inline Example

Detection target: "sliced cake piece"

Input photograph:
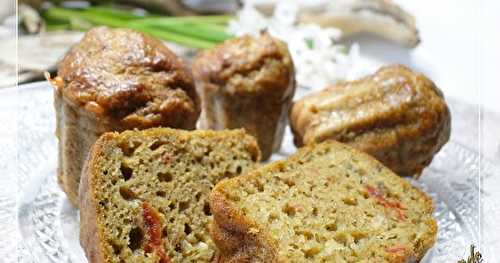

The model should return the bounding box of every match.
[210,140,437,263]
[79,128,260,263]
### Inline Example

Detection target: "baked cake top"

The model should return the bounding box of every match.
[54,27,200,128]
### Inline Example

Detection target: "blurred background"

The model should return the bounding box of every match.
[0,0,498,161]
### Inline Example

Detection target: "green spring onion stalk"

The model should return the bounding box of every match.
[127,20,232,42]
[128,24,218,49]
[42,6,234,49]
[85,6,148,21]
[44,7,128,27]
[134,15,232,25]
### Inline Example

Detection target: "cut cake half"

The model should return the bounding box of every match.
[80,128,260,263]
[210,140,437,263]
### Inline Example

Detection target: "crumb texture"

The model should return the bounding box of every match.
[80,128,260,263]
[210,141,437,263]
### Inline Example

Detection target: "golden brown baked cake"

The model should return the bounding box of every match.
[289,65,451,176]
[192,32,296,160]
[49,26,200,207]
[79,128,260,263]
[210,140,437,263]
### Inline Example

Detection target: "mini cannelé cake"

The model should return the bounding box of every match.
[48,26,200,207]
[289,65,450,176]
[192,32,296,160]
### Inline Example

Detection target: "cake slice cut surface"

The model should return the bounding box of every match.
[79,128,260,263]
[210,141,437,263]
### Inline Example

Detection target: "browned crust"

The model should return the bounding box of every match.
[209,184,279,263]
[52,26,201,208]
[55,89,112,207]
[56,26,200,129]
[192,32,293,96]
[192,32,296,160]
[209,140,437,263]
[289,64,451,176]
[79,132,118,263]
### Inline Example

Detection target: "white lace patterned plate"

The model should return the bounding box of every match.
[1,83,497,262]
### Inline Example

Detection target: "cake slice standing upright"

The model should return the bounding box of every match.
[79,128,260,263]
